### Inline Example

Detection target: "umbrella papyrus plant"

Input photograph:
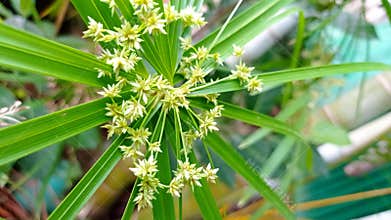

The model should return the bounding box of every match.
[0,0,389,219]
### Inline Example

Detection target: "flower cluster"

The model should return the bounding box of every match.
[229,45,263,95]
[169,161,218,197]
[83,0,262,210]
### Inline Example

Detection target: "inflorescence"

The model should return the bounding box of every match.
[84,0,263,210]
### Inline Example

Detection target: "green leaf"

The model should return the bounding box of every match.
[71,0,121,29]
[190,98,302,140]
[196,0,293,56]
[296,163,391,219]
[0,43,106,87]
[0,3,13,18]
[309,121,350,145]
[152,142,176,220]
[10,0,35,18]
[0,23,111,86]
[210,4,298,58]
[66,128,101,149]
[260,63,391,86]
[290,10,305,68]
[142,35,173,80]
[48,135,125,220]
[204,133,295,220]
[262,137,295,177]
[121,179,140,220]
[70,0,147,79]
[0,23,110,72]
[189,151,222,220]
[0,99,108,165]
[152,110,176,220]
[382,0,391,24]
[190,62,391,96]
[114,0,134,21]
[239,95,309,149]
[165,119,221,220]
[220,101,302,139]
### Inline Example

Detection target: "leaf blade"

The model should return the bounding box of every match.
[152,144,176,220]
[114,0,134,21]
[0,99,108,165]
[189,151,222,220]
[71,0,121,29]
[381,0,391,24]
[195,0,292,52]
[204,133,295,220]
[190,98,302,140]
[48,135,125,220]
[210,2,296,58]
[190,62,391,96]
[0,23,109,72]
[0,43,106,87]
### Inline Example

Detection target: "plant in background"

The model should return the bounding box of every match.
[0,0,389,219]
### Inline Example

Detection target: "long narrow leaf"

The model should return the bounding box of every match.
[190,62,391,95]
[0,99,108,165]
[121,179,140,220]
[189,151,222,220]
[195,0,292,52]
[48,135,125,220]
[0,23,110,72]
[0,43,106,87]
[381,0,391,24]
[190,98,302,140]
[262,137,295,177]
[221,101,302,138]
[260,62,391,86]
[71,0,121,29]
[204,133,295,219]
[210,5,298,58]
[165,119,221,219]
[114,0,134,21]
[152,111,176,220]
[152,143,176,220]
[290,11,305,68]
[239,95,309,149]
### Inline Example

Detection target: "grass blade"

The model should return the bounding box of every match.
[204,133,295,220]
[0,99,108,165]
[48,135,125,220]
